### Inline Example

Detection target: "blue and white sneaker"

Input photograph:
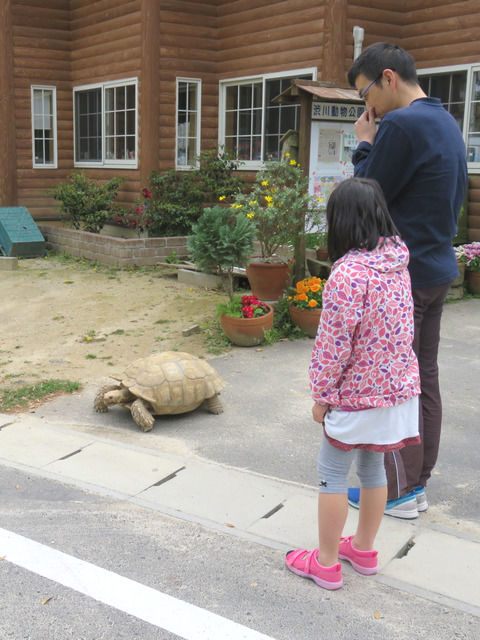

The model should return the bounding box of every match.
[414,486,428,512]
[347,488,419,520]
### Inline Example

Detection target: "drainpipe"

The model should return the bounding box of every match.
[353,26,364,60]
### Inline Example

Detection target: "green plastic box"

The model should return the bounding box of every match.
[0,207,45,257]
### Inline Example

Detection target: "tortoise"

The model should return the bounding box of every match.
[93,351,226,431]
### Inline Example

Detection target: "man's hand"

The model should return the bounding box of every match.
[312,402,329,424]
[355,106,377,145]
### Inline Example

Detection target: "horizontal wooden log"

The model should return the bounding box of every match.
[218,47,322,75]
[71,62,141,82]
[404,0,480,24]
[410,42,480,67]
[158,9,216,29]
[218,6,322,36]
[71,1,140,30]
[217,33,322,65]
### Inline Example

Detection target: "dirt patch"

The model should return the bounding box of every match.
[0,255,229,396]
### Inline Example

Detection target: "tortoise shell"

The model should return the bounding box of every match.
[120,351,226,414]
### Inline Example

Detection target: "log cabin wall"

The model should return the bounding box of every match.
[156,1,218,170]
[70,0,142,210]
[216,0,324,80]
[11,0,71,219]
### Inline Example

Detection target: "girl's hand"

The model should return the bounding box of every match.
[355,107,377,145]
[312,402,329,424]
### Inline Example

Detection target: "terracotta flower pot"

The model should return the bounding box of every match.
[466,269,480,295]
[246,261,291,301]
[220,305,274,347]
[289,304,322,338]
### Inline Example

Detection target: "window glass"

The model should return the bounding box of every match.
[74,80,136,165]
[222,73,311,164]
[176,79,200,168]
[32,87,56,167]
[419,70,467,131]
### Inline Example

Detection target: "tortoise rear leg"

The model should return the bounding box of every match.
[94,384,122,413]
[205,394,224,415]
[131,398,155,431]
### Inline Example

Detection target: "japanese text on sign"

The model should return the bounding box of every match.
[312,102,364,121]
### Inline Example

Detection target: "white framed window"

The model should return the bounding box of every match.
[73,78,137,168]
[219,68,317,169]
[418,63,480,172]
[176,78,201,169]
[31,85,57,168]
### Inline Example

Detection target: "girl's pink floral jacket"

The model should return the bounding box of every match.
[309,237,420,410]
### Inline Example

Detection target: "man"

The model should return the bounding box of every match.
[346,42,468,519]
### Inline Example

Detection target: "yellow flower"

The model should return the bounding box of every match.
[246,213,255,219]
[261,180,269,186]
[236,204,243,208]
[248,200,258,205]
[264,195,273,203]
[284,152,291,157]
[316,197,324,203]
[289,159,297,166]
[308,299,318,308]
[267,203,274,207]
[219,195,226,201]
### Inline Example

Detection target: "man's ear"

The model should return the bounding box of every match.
[383,68,397,88]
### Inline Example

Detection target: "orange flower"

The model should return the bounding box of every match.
[294,293,308,302]
[308,299,318,308]
[310,284,321,293]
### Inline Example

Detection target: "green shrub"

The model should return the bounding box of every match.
[147,148,245,237]
[148,170,204,237]
[188,205,255,299]
[50,173,124,233]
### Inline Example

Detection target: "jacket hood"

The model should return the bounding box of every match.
[333,236,409,274]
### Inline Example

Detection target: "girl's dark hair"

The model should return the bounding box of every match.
[327,177,399,262]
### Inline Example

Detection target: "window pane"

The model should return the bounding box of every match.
[224,136,236,156]
[266,79,281,104]
[239,111,251,136]
[449,103,464,128]
[126,136,135,159]
[126,84,135,109]
[105,88,114,112]
[469,102,480,131]
[116,111,125,135]
[239,84,252,109]
[116,136,125,159]
[34,139,44,164]
[226,86,237,110]
[280,105,295,132]
[252,136,261,161]
[178,83,187,110]
[238,136,251,160]
[430,75,450,102]
[264,135,279,161]
[189,112,197,136]
[105,112,115,136]
[188,83,197,111]
[126,110,135,135]
[116,86,125,110]
[106,136,115,159]
[253,82,262,108]
[451,72,466,102]
[187,138,196,166]
[265,106,279,134]
[472,72,480,101]
[44,138,53,163]
[225,110,237,136]
[75,88,101,162]
[252,108,262,135]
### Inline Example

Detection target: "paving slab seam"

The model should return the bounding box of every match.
[375,574,480,619]
[1,454,479,618]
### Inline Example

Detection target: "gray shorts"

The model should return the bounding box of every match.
[317,435,387,494]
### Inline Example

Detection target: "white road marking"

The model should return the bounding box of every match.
[0,527,276,640]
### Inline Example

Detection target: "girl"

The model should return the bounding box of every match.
[286,177,420,590]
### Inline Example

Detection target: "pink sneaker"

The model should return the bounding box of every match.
[338,536,378,575]
[285,549,343,590]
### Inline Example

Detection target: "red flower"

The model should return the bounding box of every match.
[142,188,152,199]
[135,206,144,215]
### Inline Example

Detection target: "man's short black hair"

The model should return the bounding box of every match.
[348,42,418,88]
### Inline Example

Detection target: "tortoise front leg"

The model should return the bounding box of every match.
[93,384,122,412]
[130,398,155,431]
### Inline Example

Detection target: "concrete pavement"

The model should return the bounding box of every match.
[0,297,479,618]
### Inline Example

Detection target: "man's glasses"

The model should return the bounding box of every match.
[359,73,383,100]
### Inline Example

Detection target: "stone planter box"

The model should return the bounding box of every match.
[39,224,189,268]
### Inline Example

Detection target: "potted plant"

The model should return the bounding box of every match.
[456,242,480,294]
[188,205,256,299]
[231,156,323,301]
[287,276,327,337]
[217,294,274,347]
